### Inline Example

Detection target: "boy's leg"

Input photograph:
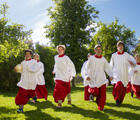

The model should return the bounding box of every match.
[96,84,106,111]
[67,93,71,104]
[17,105,23,113]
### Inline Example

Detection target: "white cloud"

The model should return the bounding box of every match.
[31,12,51,45]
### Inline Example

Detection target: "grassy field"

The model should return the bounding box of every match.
[0,85,140,120]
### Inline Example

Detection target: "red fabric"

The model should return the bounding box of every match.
[58,54,65,57]
[94,54,102,59]
[132,85,140,99]
[35,85,48,100]
[88,87,99,97]
[126,82,132,93]
[117,51,124,55]
[96,84,106,111]
[84,85,90,101]
[53,80,71,103]
[88,84,106,110]
[137,63,140,65]
[25,58,32,61]
[15,87,35,105]
[112,81,126,102]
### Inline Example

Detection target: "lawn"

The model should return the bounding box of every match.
[0,85,140,120]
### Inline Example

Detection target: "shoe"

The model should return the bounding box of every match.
[89,94,94,102]
[17,108,23,113]
[131,91,134,98]
[116,99,121,106]
[67,100,71,104]
[56,103,62,108]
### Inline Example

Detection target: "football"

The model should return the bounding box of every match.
[15,64,23,73]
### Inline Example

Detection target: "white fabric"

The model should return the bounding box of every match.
[130,64,140,85]
[17,59,39,90]
[85,55,113,88]
[36,61,45,85]
[81,61,89,87]
[53,55,76,82]
[110,52,136,87]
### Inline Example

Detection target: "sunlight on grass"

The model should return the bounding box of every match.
[0,86,140,120]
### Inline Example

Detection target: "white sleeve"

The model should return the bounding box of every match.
[39,62,44,74]
[81,61,87,79]
[127,53,136,66]
[104,58,113,77]
[84,58,92,80]
[66,56,76,77]
[53,56,56,73]
[110,54,114,68]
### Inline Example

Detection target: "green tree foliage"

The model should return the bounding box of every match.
[90,19,137,61]
[0,3,32,90]
[134,42,140,54]
[45,0,99,73]
[35,43,57,88]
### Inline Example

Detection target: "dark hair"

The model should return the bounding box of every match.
[24,49,33,55]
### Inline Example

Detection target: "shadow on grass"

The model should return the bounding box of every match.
[28,100,111,120]
[25,100,61,120]
[0,107,17,120]
[54,104,111,120]
[0,91,16,97]
[104,108,140,120]
[106,102,140,110]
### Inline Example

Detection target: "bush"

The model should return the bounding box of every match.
[35,43,57,88]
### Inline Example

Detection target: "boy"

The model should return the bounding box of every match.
[81,53,92,101]
[53,45,76,108]
[131,54,140,99]
[85,45,113,111]
[15,49,39,113]
[110,41,136,106]
[32,53,48,102]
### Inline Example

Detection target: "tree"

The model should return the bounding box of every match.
[0,2,32,90]
[133,42,140,54]
[90,19,137,61]
[35,43,57,88]
[45,0,99,86]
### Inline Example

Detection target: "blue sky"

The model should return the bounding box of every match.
[1,0,140,45]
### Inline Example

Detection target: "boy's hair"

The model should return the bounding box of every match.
[135,54,140,58]
[24,49,33,55]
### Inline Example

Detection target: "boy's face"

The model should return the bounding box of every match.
[94,47,102,55]
[25,52,32,60]
[117,44,124,52]
[136,56,140,63]
[58,47,65,55]
[34,55,39,60]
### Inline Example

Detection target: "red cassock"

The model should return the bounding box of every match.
[132,85,140,99]
[112,81,126,102]
[35,85,48,100]
[88,84,106,111]
[126,82,132,93]
[15,87,35,105]
[53,80,71,103]
[84,85,90,101]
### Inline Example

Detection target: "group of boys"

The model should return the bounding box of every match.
[14,41,140,113]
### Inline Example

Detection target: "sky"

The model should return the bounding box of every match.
[1,0,140,45]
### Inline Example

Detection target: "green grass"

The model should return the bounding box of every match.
[0,85,140,120]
